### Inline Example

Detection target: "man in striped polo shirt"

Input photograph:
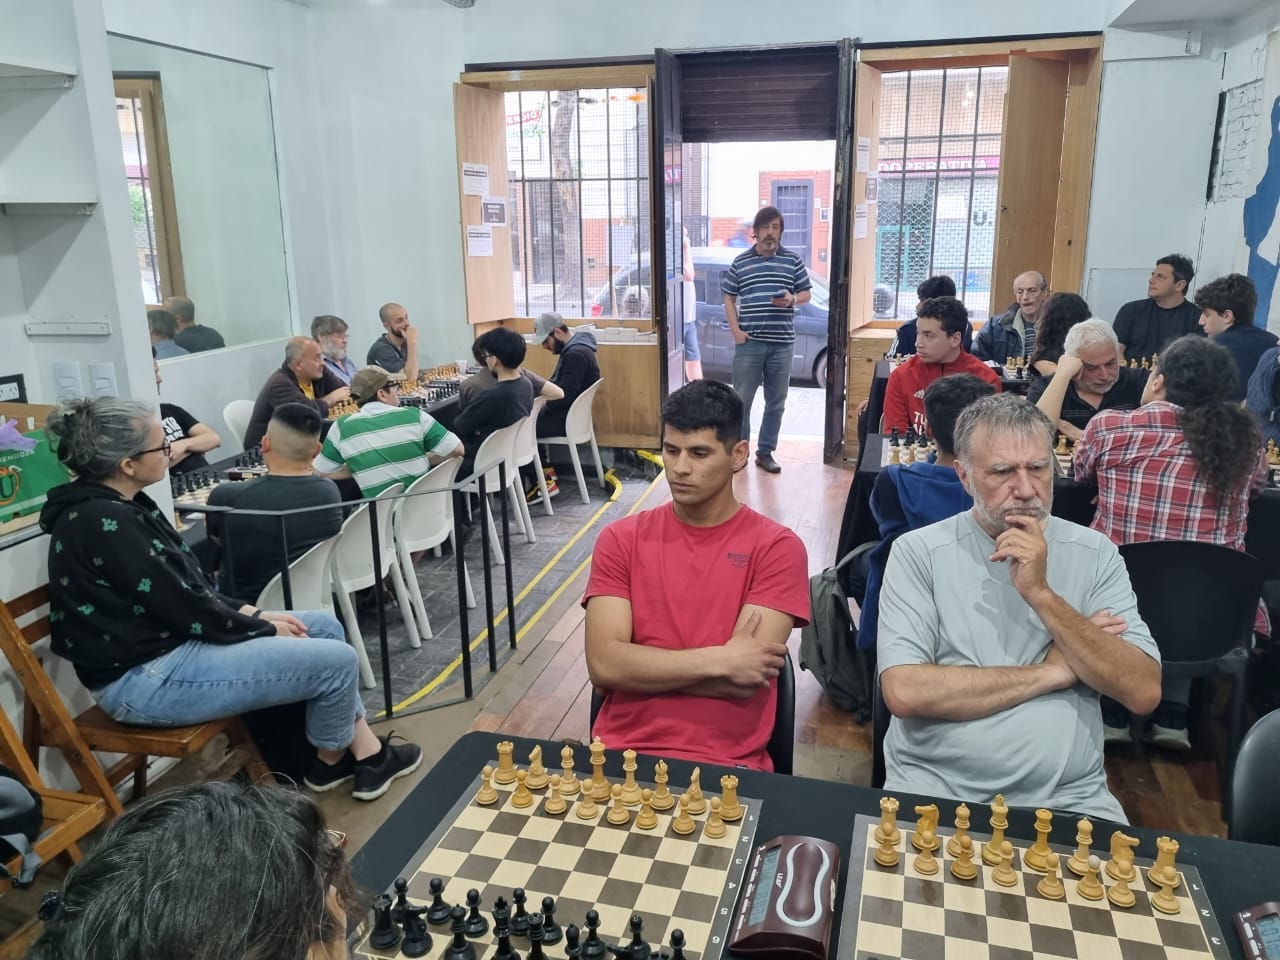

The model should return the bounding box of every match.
[721,205,812,474]
[313,365,463,497]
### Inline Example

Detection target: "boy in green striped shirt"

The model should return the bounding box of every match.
[313,366,463,497]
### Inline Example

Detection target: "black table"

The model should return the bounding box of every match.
[836,434,1280,584]
[353,731,1280,959]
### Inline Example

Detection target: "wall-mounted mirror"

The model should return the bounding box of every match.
[108,35,292,353]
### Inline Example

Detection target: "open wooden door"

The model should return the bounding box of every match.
[650,49,684,398]
[824,38,857,462]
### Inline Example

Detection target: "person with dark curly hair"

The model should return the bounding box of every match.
[1195,272,1277,400]
[28,781,358,960]
[1073,335,1267,749]
[1028,292,1092,377]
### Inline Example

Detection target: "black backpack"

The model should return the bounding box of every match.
[0,762,43,887]
[798,542,877,722]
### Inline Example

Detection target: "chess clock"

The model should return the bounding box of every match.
[729,835,840,960]
[1236,902,1280,959]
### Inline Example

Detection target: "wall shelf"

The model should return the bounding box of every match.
[0,200,97,216]
[0,56,77,91]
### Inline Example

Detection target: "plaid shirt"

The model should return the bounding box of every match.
[1073,401,1267,549]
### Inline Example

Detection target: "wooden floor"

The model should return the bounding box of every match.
[458,436,1230,839]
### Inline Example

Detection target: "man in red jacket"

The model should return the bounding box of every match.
[882,297,1002,434]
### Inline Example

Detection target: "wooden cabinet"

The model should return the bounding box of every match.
[523,340,661,449]
[844,329,894,460]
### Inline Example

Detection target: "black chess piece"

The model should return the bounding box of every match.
[401,905,433,958]
[526,914,546,960]
[510,887,530,936]
[581,909,607,960]
[463,887,489,938]
[668,929,686,960]
[889,426,900,447]
[370,893,401,951]
[539,895,561,945]
[427,876,452,925]
[491,894,511,929]
[626,914,651,960]
[564,923,582,958]
[494,924,521,960]
[392,877,411,925]
[445,905,477,960]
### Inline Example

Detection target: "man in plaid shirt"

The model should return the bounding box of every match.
[1073,335,1267,748]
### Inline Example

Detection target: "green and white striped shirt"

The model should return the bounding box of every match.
[314,402,461,497]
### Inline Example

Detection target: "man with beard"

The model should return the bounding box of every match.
[366,302,420,383]
[876,394,1161,821]
[312,314,358,385]
[532,311,601,439]
[1028,319,1146,441]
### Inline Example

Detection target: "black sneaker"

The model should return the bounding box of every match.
[352,733,423,801]
[304,752,355,793]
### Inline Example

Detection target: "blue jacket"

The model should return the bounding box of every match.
[1246,345,1280,448]
[1215,324,1278,402]
[858,461,973,650]
[972,303,1031,364]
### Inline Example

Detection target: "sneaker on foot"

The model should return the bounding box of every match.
[1101,701,1132,745]
[546,479,560,497]
[755,453,782,474]
[525,485,544,506]
[1144,703,1191,751]
[352,733,423,801]
[304,752,355,793]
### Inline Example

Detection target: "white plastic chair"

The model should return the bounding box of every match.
[254,535,338,613]
[465,421,534,561]
[223,400,255,448]
[514,396,553,517]
[329,484,419,689]
[393,459,476,640]
[540,379,606,504]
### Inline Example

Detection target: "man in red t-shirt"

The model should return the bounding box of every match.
[583,380,810,771]
[882,297,1002,435]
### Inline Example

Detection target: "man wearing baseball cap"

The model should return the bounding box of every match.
[533,311,601,439]
[313,365,462,497]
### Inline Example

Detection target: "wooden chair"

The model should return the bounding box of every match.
[0,587,269,814]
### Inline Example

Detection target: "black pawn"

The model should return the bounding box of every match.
[401,905,433,958]
[392,877,411,925]
[370,893,401,951]
[427,876,452,925]
[446,905,477,960]
[564,923,582,958]
[511,887,530,936]
[527,914,546,960]
[668,929,686,960]
[582,909,607,960]
[539,895,562,945]
[628,914,651,960]
[463,887,489,938]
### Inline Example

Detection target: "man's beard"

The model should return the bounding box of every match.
[322,343,347,361]
[974,496,1049,534]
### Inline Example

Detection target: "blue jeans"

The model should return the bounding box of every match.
[733,338,792,456]
[93,611,364,751]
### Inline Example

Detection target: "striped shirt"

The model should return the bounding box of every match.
[720,245,811,343]
[313,401,461,497]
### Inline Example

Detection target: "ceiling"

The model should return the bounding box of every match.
[1110,0,1268,28]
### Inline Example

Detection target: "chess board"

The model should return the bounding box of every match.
[352,762,761,960]
[880,437,938,468]
[838,814,1230,960]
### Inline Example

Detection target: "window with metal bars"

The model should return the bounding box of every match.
[875,66,1008,326]
[505,88,651,318]
[114,78,183,306]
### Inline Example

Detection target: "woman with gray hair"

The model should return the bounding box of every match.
[1028,317,1148,440]
[38,398,421,801]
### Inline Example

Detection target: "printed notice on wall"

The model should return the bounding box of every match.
[865,176,879,204]
[853,204,869,239]
[462,163,489,196]
[466,225,493,257]
[856,137,871,174]
[481,198,508,226]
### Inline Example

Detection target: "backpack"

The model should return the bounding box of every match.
[0,762,43,887]
[799,542,877,722]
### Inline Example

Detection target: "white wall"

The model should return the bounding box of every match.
[156,340,288,453]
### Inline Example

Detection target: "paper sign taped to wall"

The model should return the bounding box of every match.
[462,163,489,196]
[466,225,493,257]
[481,198,507,225]
[853,204,869,239]
[856,137,871,174]
[865,176,879,204]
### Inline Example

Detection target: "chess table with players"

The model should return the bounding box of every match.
[349,731,1280,960]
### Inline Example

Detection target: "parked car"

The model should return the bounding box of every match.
[589,247,834,387]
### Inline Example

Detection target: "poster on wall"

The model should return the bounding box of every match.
[853,204,869,239]
[865,176,879,204]
[466,226,493,257]
[856,137,871,174]
[481,198,508,226]
[462,163,489,196]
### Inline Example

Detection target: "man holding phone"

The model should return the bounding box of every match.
[721,206,812,474]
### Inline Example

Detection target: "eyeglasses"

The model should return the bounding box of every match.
[133,439,172,459]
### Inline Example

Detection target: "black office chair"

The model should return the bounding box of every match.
[1230,707,1280,845]
[871,674,890,789]
[588,651,796,775]
[1118,541,1264,780]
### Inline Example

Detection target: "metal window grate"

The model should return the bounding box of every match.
[875,66,1007,326]
[116,94,162,304]
[506,88,651,318]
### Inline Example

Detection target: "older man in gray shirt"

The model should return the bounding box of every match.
[877,394,1162,823]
